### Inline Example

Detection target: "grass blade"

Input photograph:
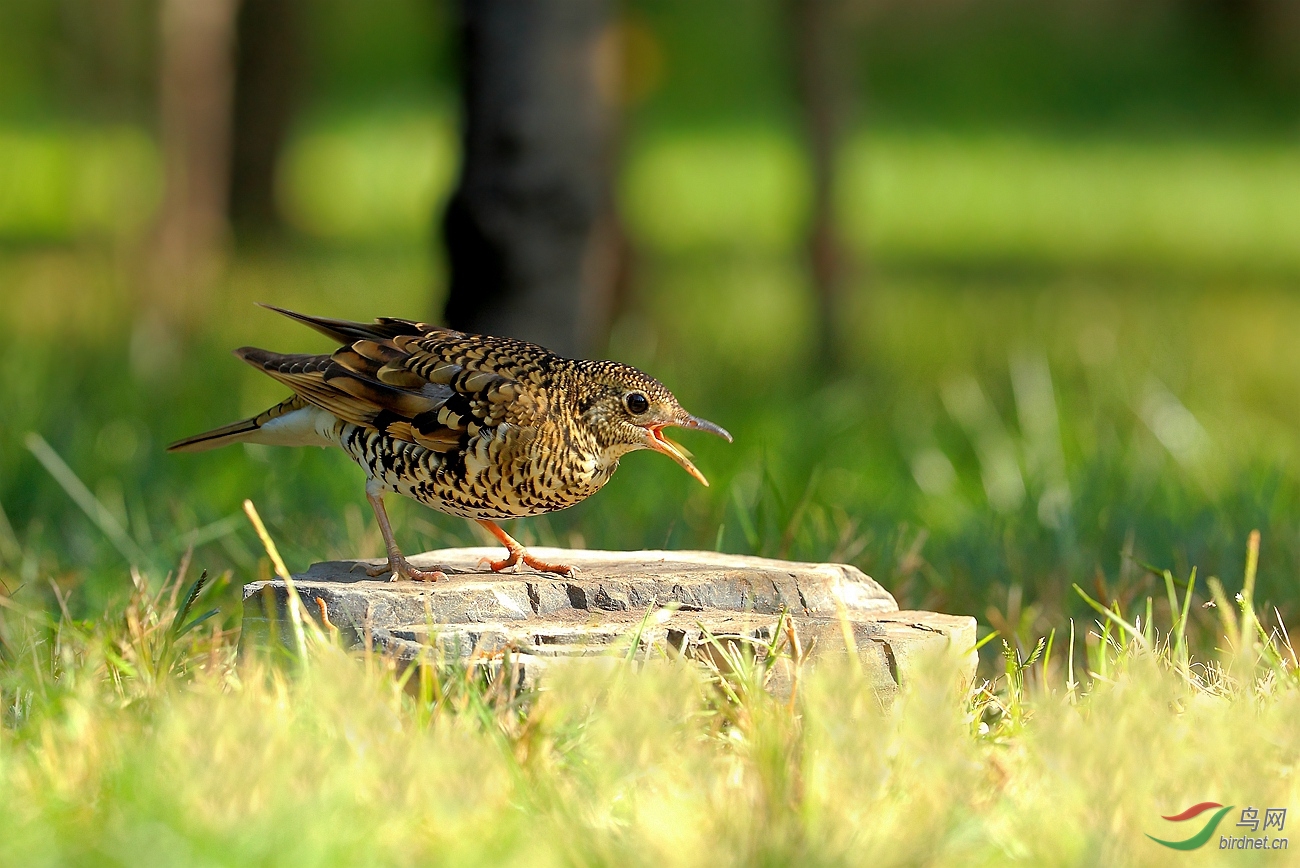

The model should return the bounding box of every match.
[1072,584,1149,650]
[25,432,150,568]
[169,570,211,640]
[243,499,319,659]
[174,608,220,639]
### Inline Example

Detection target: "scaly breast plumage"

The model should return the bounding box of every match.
[333,423,610,520]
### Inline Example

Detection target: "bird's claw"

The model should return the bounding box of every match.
[524,553,576,576]
[484,548,574,576]
[366,556,446,582]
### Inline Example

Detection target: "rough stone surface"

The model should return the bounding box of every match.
[243,548,976,692]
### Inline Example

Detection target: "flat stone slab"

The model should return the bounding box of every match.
[243,548,976,694]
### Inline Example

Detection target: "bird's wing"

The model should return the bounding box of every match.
[236,326,554,454]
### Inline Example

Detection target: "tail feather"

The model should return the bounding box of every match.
[256,303,430,344]
[170,304,447,456]
[167,419,261,453]
[167,397,307,453]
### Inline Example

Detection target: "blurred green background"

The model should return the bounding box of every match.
[4,0,1300,651]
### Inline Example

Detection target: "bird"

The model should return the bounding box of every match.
[168,305,732,582]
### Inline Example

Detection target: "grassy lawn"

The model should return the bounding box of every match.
[0,549,1295,865]
[3,122,1300,863]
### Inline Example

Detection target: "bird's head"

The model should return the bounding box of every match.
[577,361,732,486]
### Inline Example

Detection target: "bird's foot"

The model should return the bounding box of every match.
[522,552,576,576]
[484,547,575,577]
[364,556,447,582]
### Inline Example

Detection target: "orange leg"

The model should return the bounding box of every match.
[476,520,575,576]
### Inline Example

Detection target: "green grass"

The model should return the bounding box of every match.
[4,120,1300,860]
[12,114,1300,277]
[8,239,1300,645]
[9,250,1300,646]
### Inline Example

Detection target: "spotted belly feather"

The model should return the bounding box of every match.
[332,421,611,521]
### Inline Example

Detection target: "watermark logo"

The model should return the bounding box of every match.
[1147,803,1235,851]
[1147,803,1288,852]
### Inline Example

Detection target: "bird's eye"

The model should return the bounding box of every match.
[624,392,650,415]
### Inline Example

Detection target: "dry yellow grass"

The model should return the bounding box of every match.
[1,542,1296,867]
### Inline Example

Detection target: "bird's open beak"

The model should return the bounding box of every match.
[645,415,732,487]
[677,414,733,443]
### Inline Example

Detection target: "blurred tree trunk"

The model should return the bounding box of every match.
[229,0,301,238]
[146,0,241,330]
[787,0,853,368]
[441,0,621,359]
[1199,0,1300,85]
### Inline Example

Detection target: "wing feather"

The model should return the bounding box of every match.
[234,310,558,456]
